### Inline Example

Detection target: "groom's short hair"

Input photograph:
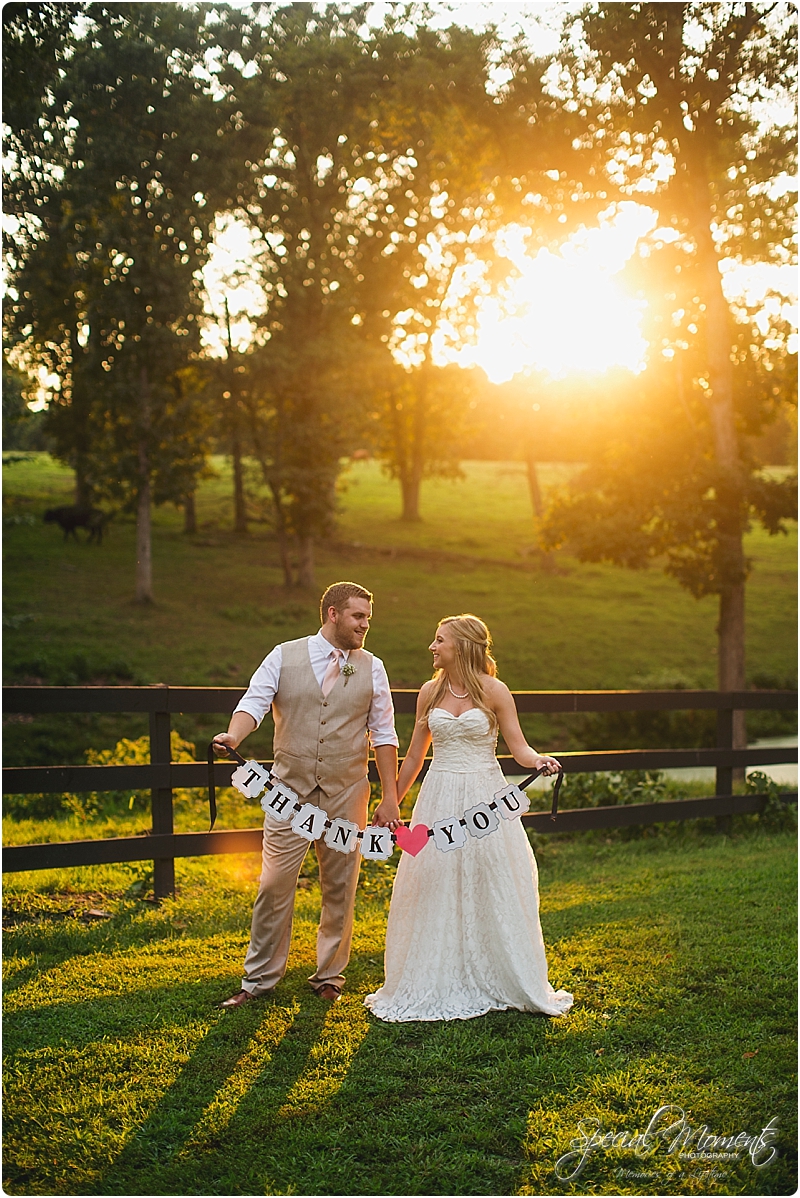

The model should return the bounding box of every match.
[320,581,373,623]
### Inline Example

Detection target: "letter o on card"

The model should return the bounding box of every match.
[432,818,467,853]
[232,760,271,799]
[291,803,327,841]
[324,817,359,854]
[261,781,299,821]
[494,783,531,820]
[464,802,499,839]
[360,826,393,860]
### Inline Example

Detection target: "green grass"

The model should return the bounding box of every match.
[3,455,797,1196]
[2,831,796,1196]
[2,454,796,767]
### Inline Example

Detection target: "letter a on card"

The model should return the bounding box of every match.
[432,818,467,853]
[291,803,327,841]
[324,817,359,854]
[231,761,271,799]
[494,783,531,820]
[360,827,393,860]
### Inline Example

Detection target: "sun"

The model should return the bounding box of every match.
[454,204,657,385]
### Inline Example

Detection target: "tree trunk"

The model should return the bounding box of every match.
[400,474,422,522]
[525,453,544,520]
[74,455,92,509]
[694,191,747,769]
[232,430,247,534]
[268,480,294,588]
[297,534,315,589]
[400,370,427,522]
[183,491,197,535]
[136,367,154,604]
[136,446,154,603]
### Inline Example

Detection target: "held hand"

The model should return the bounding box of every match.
[371,799,401,831]
[534,754,561,776]
[212,733,238,756]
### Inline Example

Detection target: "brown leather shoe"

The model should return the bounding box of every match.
[314,983,342,1002]
[217,989,258,1009]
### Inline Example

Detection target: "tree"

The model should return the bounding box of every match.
[512,2,797,735]
[6,3,231,599]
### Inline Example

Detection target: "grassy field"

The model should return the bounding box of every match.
[2,454,796,767]
[3,455,797,1197]
[2,831,796,1197]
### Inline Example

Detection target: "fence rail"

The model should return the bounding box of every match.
[3,685,796,896]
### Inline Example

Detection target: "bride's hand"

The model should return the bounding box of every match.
[371,799,401,830]
[534,754,561,776]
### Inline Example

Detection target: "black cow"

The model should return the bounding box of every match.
[43,505,109,543]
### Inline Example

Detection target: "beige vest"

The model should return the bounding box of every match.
[271,637,374,799]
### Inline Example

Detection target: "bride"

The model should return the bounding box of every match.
[364,614,573,1023]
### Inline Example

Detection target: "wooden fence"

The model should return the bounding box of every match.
[3,685,796,898]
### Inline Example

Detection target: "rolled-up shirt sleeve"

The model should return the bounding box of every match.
[232,644,283,729]
[369,656,399,748]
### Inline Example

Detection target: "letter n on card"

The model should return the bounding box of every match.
[324,817,360,854]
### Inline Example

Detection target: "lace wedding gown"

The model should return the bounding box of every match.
[364,708,574,1022]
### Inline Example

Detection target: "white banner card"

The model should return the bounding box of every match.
[232,760,272,799]
[324,817,360,854]
[360,826,394,860]
[292,802,327,841]
[493,784,531,820]
[432,817,468,853]
[261,781,300,821]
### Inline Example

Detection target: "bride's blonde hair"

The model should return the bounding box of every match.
[420,614,498,731]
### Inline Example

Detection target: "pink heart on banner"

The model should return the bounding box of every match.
[395,823,430,856]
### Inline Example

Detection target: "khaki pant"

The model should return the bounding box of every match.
[241,776,370,995]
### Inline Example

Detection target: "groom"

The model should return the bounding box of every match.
[214,581,400,1007]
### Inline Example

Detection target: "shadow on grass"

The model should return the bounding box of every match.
[87,965,563,1197]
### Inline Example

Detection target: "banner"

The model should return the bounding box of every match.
[209,743,563,860]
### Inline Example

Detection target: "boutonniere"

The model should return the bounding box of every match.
[342,663,356,686]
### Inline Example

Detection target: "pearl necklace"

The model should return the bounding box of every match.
[447,680,469,700]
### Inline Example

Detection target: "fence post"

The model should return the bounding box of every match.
[149,700,174,900]
[716,705,734,834]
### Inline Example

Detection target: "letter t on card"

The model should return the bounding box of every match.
[231,760,271,799]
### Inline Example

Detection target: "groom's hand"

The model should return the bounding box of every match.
[371,799,401,830]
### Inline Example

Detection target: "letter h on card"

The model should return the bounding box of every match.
[261,780,300,822]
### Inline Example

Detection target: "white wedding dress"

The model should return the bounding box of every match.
[364,708,574,1022]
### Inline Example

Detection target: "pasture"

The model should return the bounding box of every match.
[3,454,796,767]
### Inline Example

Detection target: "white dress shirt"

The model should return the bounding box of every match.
[233,629,399,748]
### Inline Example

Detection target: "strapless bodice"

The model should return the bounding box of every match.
[427,707,498,772]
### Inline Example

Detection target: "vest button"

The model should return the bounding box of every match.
[321,720,326,725]
[319,739,324,744]
[322,701,328,707]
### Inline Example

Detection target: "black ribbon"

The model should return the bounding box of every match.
[207,741,247,830]
[516,764,564,821]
